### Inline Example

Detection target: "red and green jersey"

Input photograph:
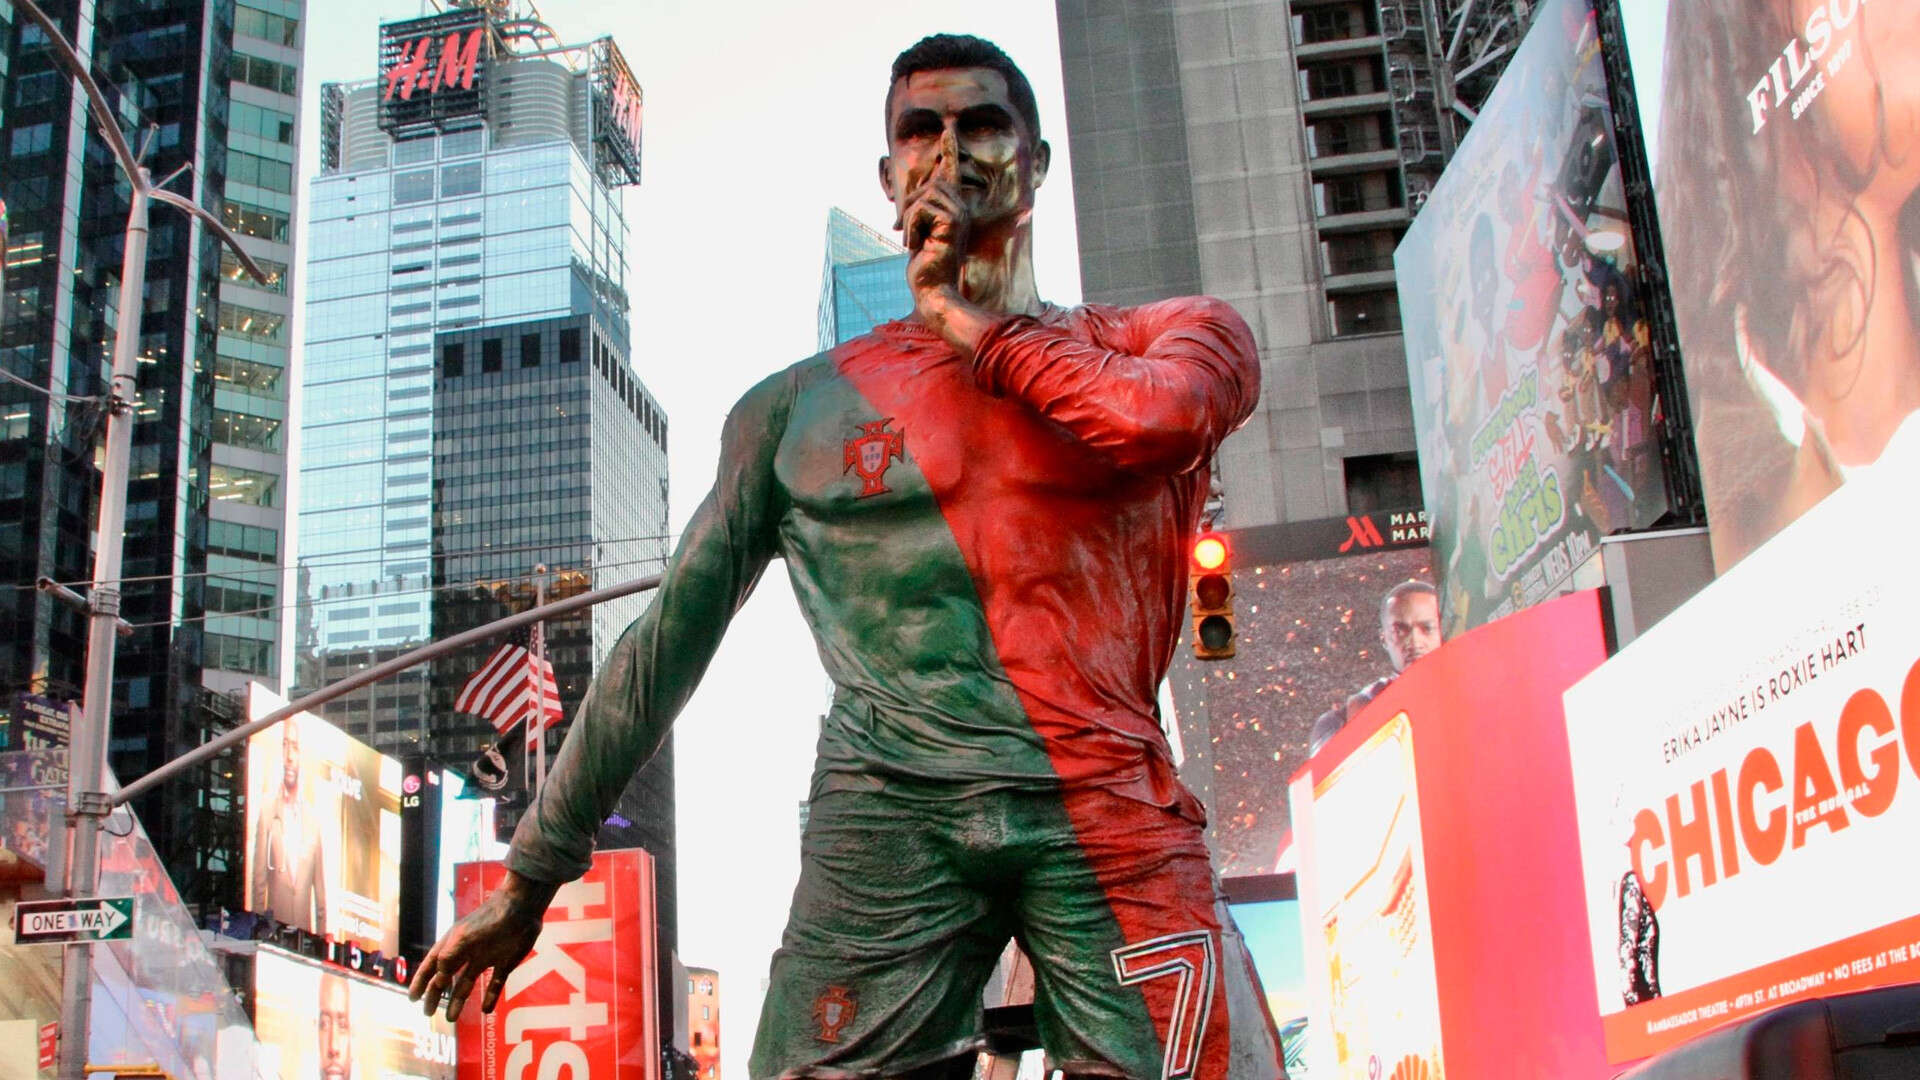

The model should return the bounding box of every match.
[507,296,1259,886]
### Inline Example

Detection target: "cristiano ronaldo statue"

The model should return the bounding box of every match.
[412,34,1286,1080]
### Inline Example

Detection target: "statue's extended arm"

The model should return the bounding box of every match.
[504,370,793,885]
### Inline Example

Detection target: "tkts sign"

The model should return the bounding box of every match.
[456,849,659,1079]
[378,9,492,136]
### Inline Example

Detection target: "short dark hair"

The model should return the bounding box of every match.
[1379,580,1438,624]
[887,34,1041,142]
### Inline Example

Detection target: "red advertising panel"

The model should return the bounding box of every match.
[1618,0,1920,570]
[1398,0,1666,636]
[456,849,658,1080]
[1563,464,1920,1063]
[37,1022,56,1072]
[1290,591,1615,1078]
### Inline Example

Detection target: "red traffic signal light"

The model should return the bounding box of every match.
[1189,532,1235,660]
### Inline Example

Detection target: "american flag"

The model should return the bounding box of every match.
[454,623,562,745]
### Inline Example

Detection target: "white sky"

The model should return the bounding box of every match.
[295,1,1083,1067]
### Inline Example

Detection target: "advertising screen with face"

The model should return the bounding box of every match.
[244,684,402,955]
[1398,0,1666,637]
[1170,545,1432,875]
[254,948,456,1080]
[1618,0,1920,571]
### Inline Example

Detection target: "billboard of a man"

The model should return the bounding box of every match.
[1308,580,1443,754]
[249,716,328,934]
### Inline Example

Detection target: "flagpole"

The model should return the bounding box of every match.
[532,565,549,796]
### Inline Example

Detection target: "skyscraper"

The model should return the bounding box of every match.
[0,0,305,912]
[1053,0,1538,529]
[817,207,910,350]
[296,2,676,1038]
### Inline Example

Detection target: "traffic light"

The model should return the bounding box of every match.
[1189,531,1235,660]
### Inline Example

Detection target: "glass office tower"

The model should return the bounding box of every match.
[816,207,911,350]
[298,11,649,754]
[1,0,305,914]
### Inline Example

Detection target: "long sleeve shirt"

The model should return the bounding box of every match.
[508,297,1260,883]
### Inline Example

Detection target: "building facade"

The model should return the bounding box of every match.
[816,207,910,350]
[1053,0,1534,529]
[296,2,676,1038]
[0,0,304,913]
[687,966,720,1080]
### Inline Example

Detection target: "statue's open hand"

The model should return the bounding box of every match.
[407,884,546,1022]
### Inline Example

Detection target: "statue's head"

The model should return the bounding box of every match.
[878,34,1051,238]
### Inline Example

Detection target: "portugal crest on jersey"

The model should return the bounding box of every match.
[813,985,858,1042]
[843,418,906,497]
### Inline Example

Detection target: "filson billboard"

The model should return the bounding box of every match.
[378,8,494,138]
[1563,462,1920,1063]
[1618,0,1920,571]
[1398,0,1668,637]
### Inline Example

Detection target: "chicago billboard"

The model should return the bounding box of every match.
[1618,0,1920,570]
[1563,463,1920,1062]
[455,848,658,1080]
[1398,0,1666,636]
[244,684,403,956]
[254,947,455,1080]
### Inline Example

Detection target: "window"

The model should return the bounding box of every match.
[1328,289,1401,336]
[208,521,279,560]
[1321,231,1398,276]
[230,53,297,95]
[1303,61,1374,100]
[559,327,581,363]
[1308,115,1388,157]
[9,122,53,157]
[441,161,482,197]
[230,100,295,144]
[227,149,294,193]
[1343,452,1423,513]
[394,169,435,205]
[441,129,483,157]
[210,408,283,450]
[481,338,502,373]
[220,249,287,292]
[209,464,279,507]
[207,574,276,615]
[520,333,541,367]
[217,302,286,343]
[234,3,299,46]
[443,342,465,377]
[207,633,275,675]
[394,137,436,164]
[1296,6,1360,44]
[221,199,290,243]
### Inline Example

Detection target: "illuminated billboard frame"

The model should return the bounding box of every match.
[1398,0,1671,637]
[1610,0,1920,572]
[378,8,495,139]
[591,39,644,187]
[253,946,455,1080]
[243,684,403,958]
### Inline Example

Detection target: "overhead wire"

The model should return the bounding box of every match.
[124,552,671,629]
[6,530,677,592]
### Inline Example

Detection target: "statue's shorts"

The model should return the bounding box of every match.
[749,778,1285,1080]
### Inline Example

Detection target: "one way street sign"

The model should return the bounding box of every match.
[11,897,135,945]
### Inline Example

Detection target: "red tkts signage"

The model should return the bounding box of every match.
[456,849,659,1080]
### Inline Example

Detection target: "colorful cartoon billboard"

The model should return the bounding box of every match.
[1398,0,1666,636]
[1617,0,1920,571]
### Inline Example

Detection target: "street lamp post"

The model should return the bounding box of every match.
[11,2,271,1076]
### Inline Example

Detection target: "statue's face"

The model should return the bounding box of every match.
[879,67,1048,234]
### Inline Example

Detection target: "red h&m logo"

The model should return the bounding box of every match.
[383,27,483,102]
[1339,515,1386,552]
